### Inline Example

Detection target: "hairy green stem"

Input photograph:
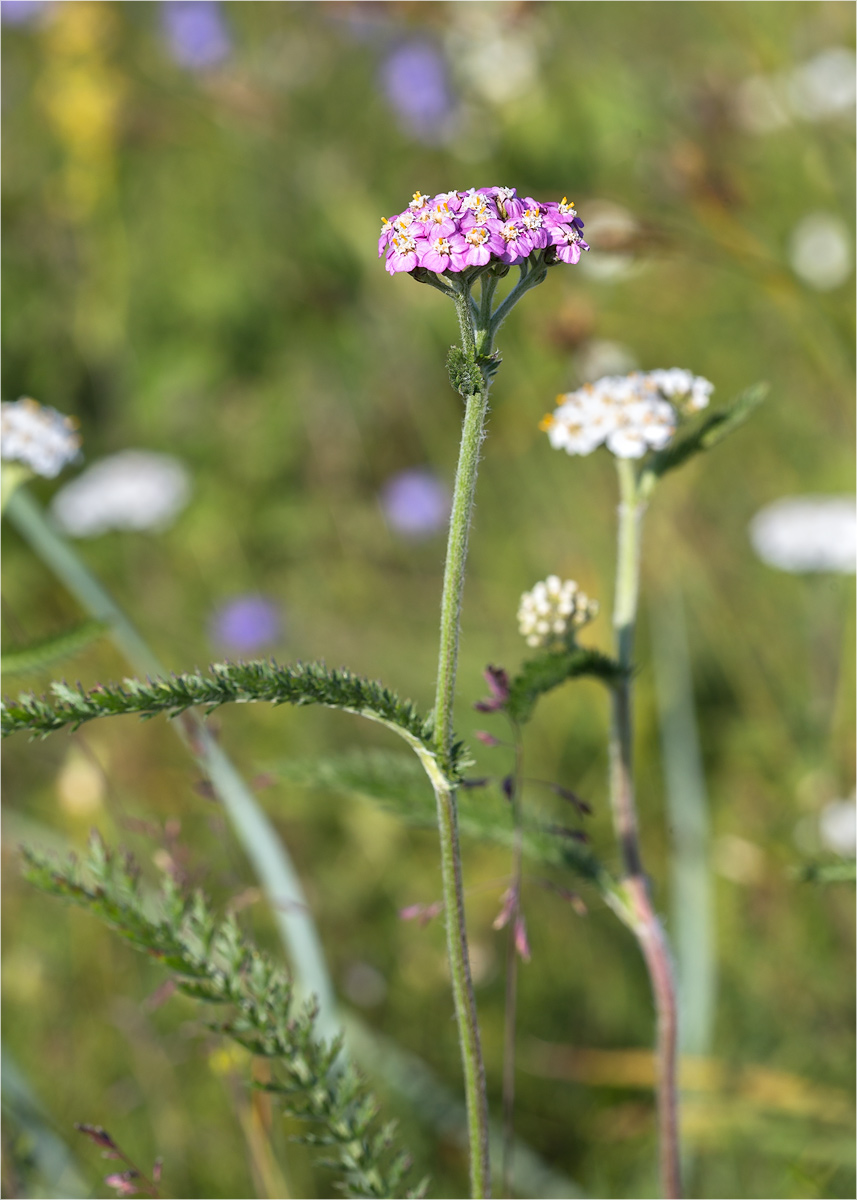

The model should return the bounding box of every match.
[609,458,682,1199]
[432,280,492,1197]
[4,486,340,1041]
[490,256,547,331]
[501,723,525,1198]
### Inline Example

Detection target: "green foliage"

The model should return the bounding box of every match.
[446,345,483,397]
[22,836,422,1200]
[1,659,464,774]
[275,748,436,818]
[505,646,625,726]
[1,620,110,679]
[641,383,768,491]
[271,748,621,903]
[797,861,857,885]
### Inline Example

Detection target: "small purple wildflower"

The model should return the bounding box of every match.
[474,730,502,748]
[380,40,454,143]
[75,1124,118,1152]
[209,596,282,655]
[514,914,532,962]
[399,901,443,927]
[104,1173,140,1198]
[380,467,451,538]
[473,665,509,713]
[160,1,230,71]
[379,188,588,277]
[0,1,50,25]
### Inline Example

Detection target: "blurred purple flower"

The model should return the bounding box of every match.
[210,596,282,655]
[160,1,231,71]
[1,1,50,25]
[380,467,450,539]
[514,914,532,962]
[379,39,454,142]
[474,665,510,714]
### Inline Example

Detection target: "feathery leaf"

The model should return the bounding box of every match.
[505,646,624,725]
[2,659,464,777]
[1,620,110,678]
[22,836,419,1199]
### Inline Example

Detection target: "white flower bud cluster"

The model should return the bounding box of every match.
[517,575,598,648]
[1,397,82,478]
[645,368,713,412]
[540,369,714,460]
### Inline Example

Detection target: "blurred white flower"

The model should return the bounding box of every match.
[51,449,191,536]
[446,10,538,105]
[542,368,711,460]
[735,47,855,134]
[575,339,638,384]
[789,212,851,291]
[1,397,82,478]
[517,575,598,648]
[787,47,856,121]
[818,797,857,858]
[749,496,856,574]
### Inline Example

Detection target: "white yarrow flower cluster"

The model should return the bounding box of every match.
[50,450,192,537]
[1,397,82,478]
[540,369,714,460]
[517,575,598,648]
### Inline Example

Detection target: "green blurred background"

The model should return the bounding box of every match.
[2,2,854,1197]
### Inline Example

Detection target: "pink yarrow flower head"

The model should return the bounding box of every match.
[378,187,588,278]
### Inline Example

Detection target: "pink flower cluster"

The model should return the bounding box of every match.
[378,187,589,276]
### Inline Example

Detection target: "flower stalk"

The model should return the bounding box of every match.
[500,723,525,1199]
[432,275,494,1199]
[384,185,589,1198]
[609,457,682,1199]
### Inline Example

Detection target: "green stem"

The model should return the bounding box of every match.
[501,722,524,1198]
[608,458,682,1199]
[432,280,492,1198]
[4,487,340,1042]
[489,256,547,332]
[610,458,645,874]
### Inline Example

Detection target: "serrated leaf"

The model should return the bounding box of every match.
[1,620,110,679]
[272,749,435,821]
[641,382,767,490]
[2,658,464,777]
[505,645,624,725]
[21,839,418,1197]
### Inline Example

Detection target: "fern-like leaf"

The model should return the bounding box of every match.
[505,646,624,725]
[268,749,624,905]
[1,620,109,678]
[22,836,419,1199]
[2,659,464,777]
